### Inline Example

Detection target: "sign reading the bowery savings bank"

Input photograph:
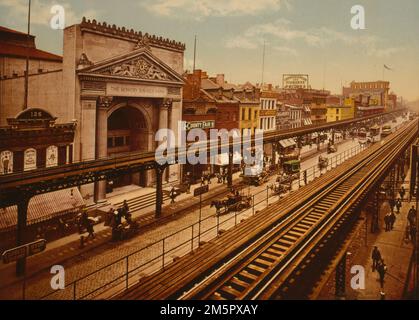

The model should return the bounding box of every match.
[107,83,168,98]
[283,74,309,89]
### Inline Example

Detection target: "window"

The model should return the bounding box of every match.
[0,150,13,174]
[254,110,258,119]
[336,109,340,114]
[248,108,252,120]
[107,138,114,148]
[242,109,246,121]
[115,137,125,147]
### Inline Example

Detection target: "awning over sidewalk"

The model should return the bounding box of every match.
[279,138,297,148]
[303,118,313,126]
[0,188,85,233]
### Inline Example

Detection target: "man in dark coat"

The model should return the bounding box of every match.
[377,260,387,288]
[408,206,417,226]
[372,246,382,272]
[389,212,396,230]
[384,213,391,232]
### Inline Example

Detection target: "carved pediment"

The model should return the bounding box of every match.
[101,57,173,81]
[77,49,184,85]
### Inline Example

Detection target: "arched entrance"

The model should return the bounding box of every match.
[107,105,150,189]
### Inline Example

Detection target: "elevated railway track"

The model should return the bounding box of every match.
[0,110,402,207]
[117,119,417,300]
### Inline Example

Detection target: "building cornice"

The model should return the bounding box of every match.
[78,17,186,53]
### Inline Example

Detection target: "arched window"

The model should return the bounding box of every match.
[24,148,37,171]
[0,151,13,175]
[46,145,58,168]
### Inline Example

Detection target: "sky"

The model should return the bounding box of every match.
[1,0,419,101]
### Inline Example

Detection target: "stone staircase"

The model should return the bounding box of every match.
[113,191,171,213]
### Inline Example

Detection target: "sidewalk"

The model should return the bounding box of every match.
[318,175,416,300]
[350,191,415,300]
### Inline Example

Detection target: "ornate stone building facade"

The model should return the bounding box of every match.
[0,18,186,204]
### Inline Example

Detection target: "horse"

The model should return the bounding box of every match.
[211,200,227,215]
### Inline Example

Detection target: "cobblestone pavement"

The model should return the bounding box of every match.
[1,118,407,300]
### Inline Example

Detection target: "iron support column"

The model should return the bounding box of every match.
[335,253,347,299]
[155,165,164,219]
[16,195,30,276]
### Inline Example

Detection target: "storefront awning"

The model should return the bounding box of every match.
[279,138,297,148]
[0,188,85,233]
[303,119,313,126]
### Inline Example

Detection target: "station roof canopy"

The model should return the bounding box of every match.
[0,188,84,233]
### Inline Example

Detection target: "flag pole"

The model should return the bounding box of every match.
[193,35,197,72]
[24,0,31,110]
[261,39,266,86]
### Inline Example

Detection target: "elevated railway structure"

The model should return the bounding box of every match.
[117,119,417,300]
[0,110,403,276]
[0,110,402,208]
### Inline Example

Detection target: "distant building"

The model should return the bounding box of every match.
[259,84,277,132]
[326,95,354,122]
[277,88,327,125]
[343,80,390,114]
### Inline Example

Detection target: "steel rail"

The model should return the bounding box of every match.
[177,120,416,300]
[253,122,417,299]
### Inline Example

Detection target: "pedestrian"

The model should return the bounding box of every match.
[384,213,391,232]
[111,210,121,242]
[389,212,396,230]
[122,200,129,216]
[377,260,387,288]
[389,198,395,214]
[405,225,411,242]
[408,206,417,226]
[371,246,382,272]
[169,187,177,204]
[86,219,95,239]
[399,186,406,200]
[395,198,402,214]
[410,224,417,245]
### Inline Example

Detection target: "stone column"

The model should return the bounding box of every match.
[95,96,112,204]
[169,100,182,183]
[159,99,171,184]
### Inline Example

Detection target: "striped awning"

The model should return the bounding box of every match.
[303,119,313,126]
[0,188,84,233]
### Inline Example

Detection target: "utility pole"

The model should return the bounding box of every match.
[23,0,31,110]
[193,35,197,72]
[261,40,266,86]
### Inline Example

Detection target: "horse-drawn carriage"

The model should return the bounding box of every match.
[241,167,270,186]
[211,191,252,215]
[327,143,337,154]
[281,160,300,179]
[269,181,291,196]
[318,155,329,171]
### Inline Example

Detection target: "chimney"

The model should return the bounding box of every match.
[216,74,225,86]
